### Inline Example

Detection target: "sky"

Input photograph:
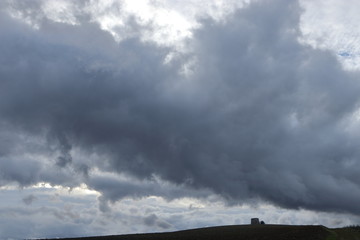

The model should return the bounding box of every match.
[1,0,360,239]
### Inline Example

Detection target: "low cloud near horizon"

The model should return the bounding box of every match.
[1,0,360,239]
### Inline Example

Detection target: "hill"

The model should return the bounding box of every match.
[45,224,360,240]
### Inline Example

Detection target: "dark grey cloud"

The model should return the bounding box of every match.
[143,214,172,229]
[144,214,157,226]
[1,0,360,219]
[22,194,37,205]
[88,173,215,207]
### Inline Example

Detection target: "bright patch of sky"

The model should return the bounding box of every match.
[1,183,359,239]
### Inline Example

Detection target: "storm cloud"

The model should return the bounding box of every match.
[1,0,360,222]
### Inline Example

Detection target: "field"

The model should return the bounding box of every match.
[45,224,360,240]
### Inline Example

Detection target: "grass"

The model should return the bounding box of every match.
[41,224,332,240]
[39,224,360,240]
[330,225,360,240]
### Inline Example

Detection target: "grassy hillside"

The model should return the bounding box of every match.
[330,226,360,240]
[45,224,360,240]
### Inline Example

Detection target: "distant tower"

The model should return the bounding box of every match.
[251,218,260,225]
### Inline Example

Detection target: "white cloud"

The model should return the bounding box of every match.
[299,0,360,70]
[4,0,250,50]
[7,0,360,69]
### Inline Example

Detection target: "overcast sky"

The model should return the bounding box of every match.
[1,0,360,239]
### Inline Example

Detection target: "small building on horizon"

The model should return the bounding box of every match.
[251,218,266,225]
[251,218,260,225]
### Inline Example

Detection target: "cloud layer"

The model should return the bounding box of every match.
[1,1,360,238]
